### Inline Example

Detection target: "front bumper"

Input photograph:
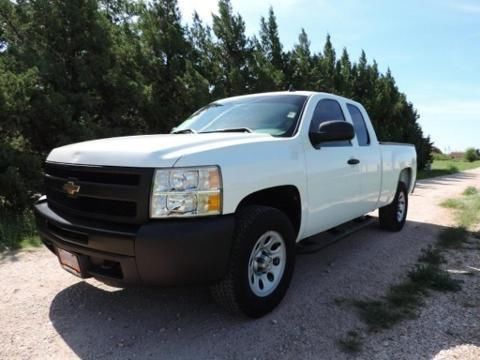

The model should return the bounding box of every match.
[34,200,234,286]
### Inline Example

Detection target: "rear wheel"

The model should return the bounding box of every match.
[211,206,296,318]
[379,182,408,231]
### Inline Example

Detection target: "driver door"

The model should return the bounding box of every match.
[304,98,362,237]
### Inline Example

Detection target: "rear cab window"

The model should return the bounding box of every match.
[347,104,370,146]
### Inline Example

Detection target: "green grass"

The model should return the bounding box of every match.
[338,185,479,350]
[352,264,460,331]
[441,198,464,209]
[417,159,480,180]
[437,227,469,249]
[337,331,363,353]
[463,186,478,196]
[417,246,445,266]
[407,264,462,292]
[440,188,480,229]
[352,299,408,331]
[0,210,41,252]
[385,282,425,308]
[343,247,461,332]
[350,189,476,332]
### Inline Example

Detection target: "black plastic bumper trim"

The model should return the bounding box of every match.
[34,200,235,286]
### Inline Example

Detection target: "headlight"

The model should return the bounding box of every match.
[150,166,222,218]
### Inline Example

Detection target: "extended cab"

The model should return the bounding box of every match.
[34,91,416,317]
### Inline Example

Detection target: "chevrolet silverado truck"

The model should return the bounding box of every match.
[35,91,416,317]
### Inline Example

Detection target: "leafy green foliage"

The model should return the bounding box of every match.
[0,210,40,251]
[0,0,433,215]
[465,147,479,162]
[0,142,42,210]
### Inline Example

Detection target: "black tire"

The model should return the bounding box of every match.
[379,182,408,232]
[210,206,296,318]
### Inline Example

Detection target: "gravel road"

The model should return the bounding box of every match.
[1,169,480,360]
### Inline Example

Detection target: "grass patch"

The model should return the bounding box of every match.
[0,210,41,252]
[441,189,480,229]
[408,264,462,292]
[338,183,479,349]
[337,330,362,353]
[437,227,469,249]
[353,300,407,331]
[418,246,445,266]
[348,251,460,332]
[417,160,480,180]
[333,297,348,306]
[441,198,463,209]
[463,186,478,196]
[385,282,425,309]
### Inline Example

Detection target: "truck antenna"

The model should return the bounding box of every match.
[288,84,295,92]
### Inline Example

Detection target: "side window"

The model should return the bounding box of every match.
[309,99,350,147]
[347,104,370,146]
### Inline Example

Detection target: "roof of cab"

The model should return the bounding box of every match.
[217,91,361,106]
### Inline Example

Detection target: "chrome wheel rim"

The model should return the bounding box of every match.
[397,191,406,222]
[248,231,286,297]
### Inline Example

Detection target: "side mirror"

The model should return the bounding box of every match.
[309,120,354,145]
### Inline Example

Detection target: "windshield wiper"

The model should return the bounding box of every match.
[200,127,253,134]
[171,128,197,134]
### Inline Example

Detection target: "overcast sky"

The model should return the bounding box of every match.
[178,0,480,152]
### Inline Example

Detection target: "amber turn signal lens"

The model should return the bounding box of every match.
[207,193,221,212]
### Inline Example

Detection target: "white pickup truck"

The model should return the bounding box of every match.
[35,91,416,317]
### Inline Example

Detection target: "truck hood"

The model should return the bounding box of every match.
[47,133,273,168]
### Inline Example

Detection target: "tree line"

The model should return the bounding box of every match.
[0,0,432,212]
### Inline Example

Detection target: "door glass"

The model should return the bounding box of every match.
[309,99,350,147]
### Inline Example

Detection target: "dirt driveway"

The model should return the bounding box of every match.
[1,169,480,360]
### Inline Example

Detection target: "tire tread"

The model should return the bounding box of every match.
[211,206,294,317]
[379,182,408,232]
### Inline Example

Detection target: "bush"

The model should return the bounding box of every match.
[0,143,43,211]
[465,148,479,162]
[0,210,40,251]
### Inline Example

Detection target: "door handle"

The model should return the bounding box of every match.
[347,158,360,165]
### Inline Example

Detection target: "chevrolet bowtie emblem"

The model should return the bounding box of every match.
[63,181,80,197]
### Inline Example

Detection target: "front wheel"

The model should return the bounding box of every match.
[210,206,296,318]
[379,182,408,231]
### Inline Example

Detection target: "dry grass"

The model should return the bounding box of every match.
[441,187,480,229]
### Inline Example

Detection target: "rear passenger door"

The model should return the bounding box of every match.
[346,103,382,213]
[304,98,362,237]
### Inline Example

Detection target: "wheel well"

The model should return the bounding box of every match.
[399,168,412,189]
[236,186,301,236]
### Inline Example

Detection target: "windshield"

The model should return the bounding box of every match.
[173,95,308,137]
